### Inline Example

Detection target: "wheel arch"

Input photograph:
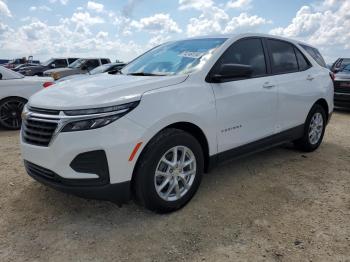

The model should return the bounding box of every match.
[130,121,211,190]
[0,96,28,104]
[313,98,329,121]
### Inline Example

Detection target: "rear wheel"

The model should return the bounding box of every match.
[294,104,326,152]
[0,97,26,130]
[133,128,204,213]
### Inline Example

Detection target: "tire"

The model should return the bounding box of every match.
[294,104,327,152]
[133,128,204,213]
[0,97,27,130]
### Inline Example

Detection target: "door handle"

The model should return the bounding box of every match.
[262,82,275,89]
[306,75,314,81]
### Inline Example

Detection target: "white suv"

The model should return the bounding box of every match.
[20,34,334,213]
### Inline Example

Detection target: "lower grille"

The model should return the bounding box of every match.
[24,161,57,181]
[22,118,58,146]
[334,81,350,94]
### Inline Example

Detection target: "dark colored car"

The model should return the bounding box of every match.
[19,58,79,76]
[43,58,111,80]
[56,62,126,82]
[334,64,350,109]
[331,58,350,73]
[12,63,39,72]
[4,58,40,69]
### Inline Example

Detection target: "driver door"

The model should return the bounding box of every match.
[210,38,278,153]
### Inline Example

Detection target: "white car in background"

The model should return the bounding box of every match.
[0,66,53,130]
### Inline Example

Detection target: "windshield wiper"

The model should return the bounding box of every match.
[127,72,166,76]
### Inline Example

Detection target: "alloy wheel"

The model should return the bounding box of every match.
[308,112,324,145]
[154,146,197,202]
[0,99,25,129]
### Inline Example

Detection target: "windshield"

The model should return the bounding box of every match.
[342,64,350,72]
[69,59,87,69]
[121,38,227,76]
[0,66,24,79]
[89,64,110,75]
[43,59,55,66]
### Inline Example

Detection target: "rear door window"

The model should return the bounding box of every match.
[267,39,298,74]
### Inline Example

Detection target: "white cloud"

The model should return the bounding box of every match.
[226,0,252,9]
[178,0,214,10]
[269,0,350,61]
[87,1,104,13]
[224,13,270,33]
[0,18,142,62]
[29,6,52,12]
[0,0,12,17]
[0,22,8,33]
[71,12,104,26]
[182,0,269,37]
[131,13,182,34]
[49,0,69,5]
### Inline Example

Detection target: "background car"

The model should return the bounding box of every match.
[18,58,79,76]
[331,58,350,73]
[334,64,350,109]
[43,58,111,80]
[0,66,53,130]
[12,63,39,72]
[4,57,40,69]
[56,62,126,82]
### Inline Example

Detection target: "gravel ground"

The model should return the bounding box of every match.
[0,111,349,262]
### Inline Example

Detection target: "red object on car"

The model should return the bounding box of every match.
[43,82,54,88]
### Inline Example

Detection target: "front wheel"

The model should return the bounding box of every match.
[0,97,27,130]
[294,104,326,152]
[133,128,204,213]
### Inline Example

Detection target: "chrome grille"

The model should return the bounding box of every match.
[28,107,60,115]
[22,112,59,147]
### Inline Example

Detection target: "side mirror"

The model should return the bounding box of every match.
[51,63,56,68]
[211,63,253,82]
[0,73,2,80]
[81,65,88,70]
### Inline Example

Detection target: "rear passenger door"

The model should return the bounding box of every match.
[211,38,278,153]
[265,39,313,131]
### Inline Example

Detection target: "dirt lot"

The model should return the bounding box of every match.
[0,111,349,262]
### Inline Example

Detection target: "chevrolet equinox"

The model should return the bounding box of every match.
[21,34,334,213]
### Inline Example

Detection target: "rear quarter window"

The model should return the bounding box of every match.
[300,44,327,68]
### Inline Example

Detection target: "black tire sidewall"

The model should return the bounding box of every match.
[135,130,204,213]
[0,97,26,130]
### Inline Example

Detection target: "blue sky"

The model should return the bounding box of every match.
[0,0,349,63]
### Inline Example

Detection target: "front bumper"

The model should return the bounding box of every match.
[21,117,146,202]
[25,161,130,203]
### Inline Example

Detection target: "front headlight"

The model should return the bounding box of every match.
[61,101,139,132]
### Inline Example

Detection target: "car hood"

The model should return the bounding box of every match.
[20,65,44,71]
[22,76,54,82]
[29,73,188,110]
[56,73,89,83]
[335,72,350,80]
[44,67,74,74]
